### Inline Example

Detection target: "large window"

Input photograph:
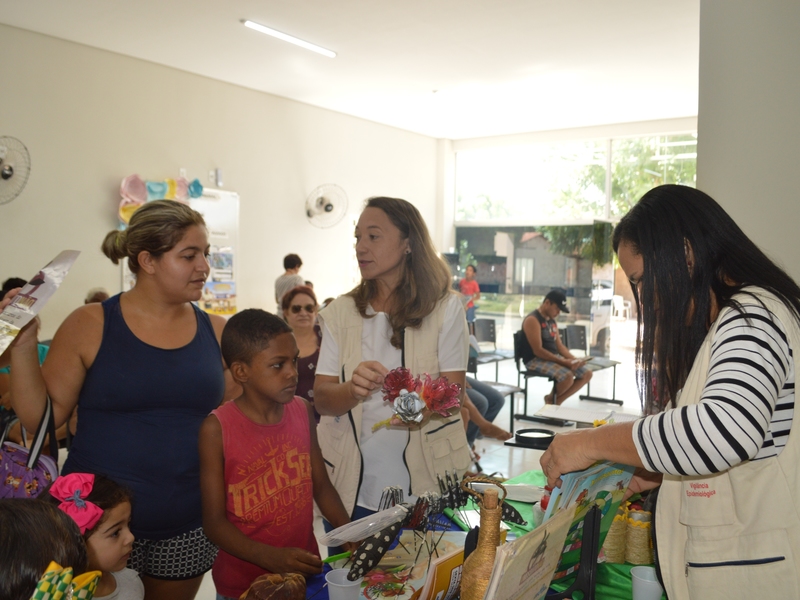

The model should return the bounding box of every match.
[456,141,606,222]
[608,134,697,217]
[453,223,618,357]
[455,133,696,223]
[452,131,695,360]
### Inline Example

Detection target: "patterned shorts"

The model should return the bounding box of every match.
[526,357,587,383]
[129,526,218,580]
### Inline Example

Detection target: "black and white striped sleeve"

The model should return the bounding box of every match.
[632,302,795,476]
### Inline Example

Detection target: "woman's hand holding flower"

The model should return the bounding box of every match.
[349,361,389,403]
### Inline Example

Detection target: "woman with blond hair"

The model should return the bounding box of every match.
[9,200,232,600]
[314,197,471,523]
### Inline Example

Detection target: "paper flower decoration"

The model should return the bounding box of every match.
[418,374,462,417]
[373,367,461,431]
[118,174,204,224]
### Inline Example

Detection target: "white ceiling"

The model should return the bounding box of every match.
[0,0,699,140]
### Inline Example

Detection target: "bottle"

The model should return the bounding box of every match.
[460,488,502,600]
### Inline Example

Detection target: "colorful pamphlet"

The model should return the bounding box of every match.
[542,461,635,582]
[543,462,634,581]
[482,506,574,600]
[0,250,80,354]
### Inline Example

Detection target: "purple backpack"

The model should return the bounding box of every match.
[0,399,59,499]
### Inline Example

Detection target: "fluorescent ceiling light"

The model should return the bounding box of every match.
[243,20,336,58]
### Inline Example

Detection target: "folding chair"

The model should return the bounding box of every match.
[473,318,513,379]
[564,324,588,357]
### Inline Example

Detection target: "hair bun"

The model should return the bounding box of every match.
[101,229,127,264]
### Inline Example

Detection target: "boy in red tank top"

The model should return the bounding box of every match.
[199,309,354,599]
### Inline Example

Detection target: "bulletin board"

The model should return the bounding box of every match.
[121,188,240,316]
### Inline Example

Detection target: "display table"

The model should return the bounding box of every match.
[302,470,661,599]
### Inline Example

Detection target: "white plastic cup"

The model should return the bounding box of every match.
[325,568,363,600]
[631,566,664,600]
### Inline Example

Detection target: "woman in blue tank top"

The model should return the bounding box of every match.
[9,200,232,600]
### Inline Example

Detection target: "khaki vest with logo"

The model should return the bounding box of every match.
[657,288,800,599]
[317,294,472,515]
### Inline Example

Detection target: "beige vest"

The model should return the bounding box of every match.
[316,294,472,515]
[657,289,800,599]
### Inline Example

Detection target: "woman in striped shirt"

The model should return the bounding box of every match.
[540,185,800,598]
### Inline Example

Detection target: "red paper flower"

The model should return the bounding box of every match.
[419,374,461,417]
[382,367,418,402]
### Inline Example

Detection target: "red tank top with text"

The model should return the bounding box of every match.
[211,397,318,597]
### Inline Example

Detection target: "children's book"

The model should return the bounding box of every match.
[409,545,464,600]
[482,506,573,600]
[542,461,635,582]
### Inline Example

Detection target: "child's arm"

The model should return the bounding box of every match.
[199,414,323,575]
[306,401,358,551]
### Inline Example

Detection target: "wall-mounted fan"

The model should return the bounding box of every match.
[0,136,31,206]
[305,184,348,228]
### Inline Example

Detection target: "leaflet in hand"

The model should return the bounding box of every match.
[0,250,80,354]
[542,461,635,582]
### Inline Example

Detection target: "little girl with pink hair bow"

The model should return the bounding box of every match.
[45,473,143,599]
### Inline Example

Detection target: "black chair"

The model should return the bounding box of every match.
[474,318,497,350]
[564,324,588,356]
[467,354,479,376]
[511,330,558,433]
[473,318,514,379]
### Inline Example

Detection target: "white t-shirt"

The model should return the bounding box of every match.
[317,294,468,509]
[96,568,144,600]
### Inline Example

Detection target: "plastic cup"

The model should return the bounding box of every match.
[631,566,664,600]
[325,568,363,600]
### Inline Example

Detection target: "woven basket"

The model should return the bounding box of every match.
[625,510,654,565]
[602,503,629,564]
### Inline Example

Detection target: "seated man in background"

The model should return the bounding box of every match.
[521,289,591,405]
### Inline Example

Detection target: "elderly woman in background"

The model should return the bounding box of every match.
[540,185,800,598]
[314,197,471,522]
[282,285,322,418]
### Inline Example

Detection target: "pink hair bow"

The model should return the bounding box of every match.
[50,473,104,534]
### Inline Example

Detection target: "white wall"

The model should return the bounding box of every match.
[0,25,439,338]
[697,1,800,281]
